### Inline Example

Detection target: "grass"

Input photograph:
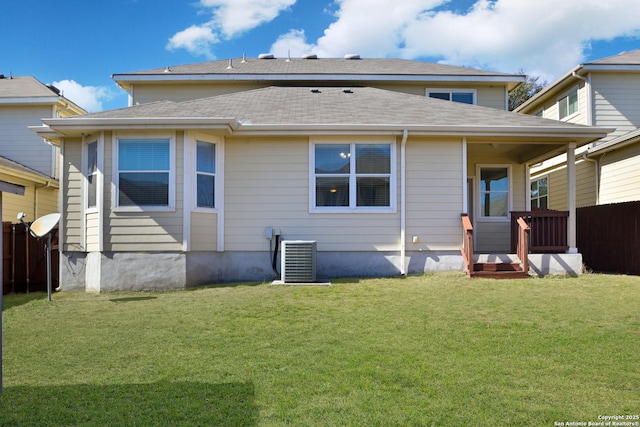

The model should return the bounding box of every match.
[1,273,639,426]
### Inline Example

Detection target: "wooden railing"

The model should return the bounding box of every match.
[510,210,569,253]
[516,217,530,274]
[461,214,474,276]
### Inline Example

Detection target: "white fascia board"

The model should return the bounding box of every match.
[581,64,640,72]
[113,73,524,84]
[40,117,238,133]
[0,96,60,105]
[588,128,640,155]
[232,123,610,141]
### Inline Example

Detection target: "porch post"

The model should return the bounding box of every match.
[566,143,577,253]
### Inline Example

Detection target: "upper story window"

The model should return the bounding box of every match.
[479,166,510,220]
[312,141,395,212]
[196,141,216,209]
[427,89,476,105]
[115,136,174,210]
[86,140,98,209]
[558,87,578,120]
[531,177,548,209]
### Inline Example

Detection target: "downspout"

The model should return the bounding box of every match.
[400,129,408,275]
[582,153,599,205]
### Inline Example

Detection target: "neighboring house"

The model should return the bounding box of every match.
[516,50,640,209]
[0,75,85,222]
[32,56,609,291]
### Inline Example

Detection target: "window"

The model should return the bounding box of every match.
[196,141,216,209]
[86,141,98,209]
[427,89,475,105]
[116,137,173,208]
[479,166,510,219]
[313,142,393,210]
[530,177,548,209]
[559,88,578,119]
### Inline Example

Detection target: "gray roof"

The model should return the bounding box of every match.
[79,85,596,130]
[0,76,61,99]
[587,49,640,66]
[114,57,522,80]
[0,155,56,180]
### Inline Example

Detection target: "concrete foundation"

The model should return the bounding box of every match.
[58,250,583,292]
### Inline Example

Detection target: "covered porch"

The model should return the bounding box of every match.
[461,139,586,278]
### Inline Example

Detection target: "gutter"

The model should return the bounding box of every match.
[581,153,599,205]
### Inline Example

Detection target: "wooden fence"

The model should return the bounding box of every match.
[577,201,640,275]
[2,222,59,295]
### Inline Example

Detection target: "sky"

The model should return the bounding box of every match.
[2,0,640,112]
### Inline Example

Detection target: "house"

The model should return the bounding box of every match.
[515,50,640,209]
[31,56,610,291]
[0,75,85,222]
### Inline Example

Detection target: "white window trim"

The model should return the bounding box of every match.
[557,86,579,121]
[476,164,512,222]
[530,175,549,209]
[186,132,222,213]
[426,88,477,105]
[82,135,102,215]
[309,137,397,213]
[112,131,176,212]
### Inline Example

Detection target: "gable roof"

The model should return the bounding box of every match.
[516,50,640,113]
[112,57,525,90]
[587,49,640,66]
[39,86,609,145]
[0,75,85,113]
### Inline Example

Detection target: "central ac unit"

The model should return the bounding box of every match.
[281,240,317,283]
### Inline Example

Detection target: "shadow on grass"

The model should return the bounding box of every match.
[109,296,158,303]
[0,380,257,426]
[1,292,48,311]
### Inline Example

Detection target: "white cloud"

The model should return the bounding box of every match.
[167,25,219,58]
[168,0,296,58]
[270,0,640,81]
[51,80,113,113]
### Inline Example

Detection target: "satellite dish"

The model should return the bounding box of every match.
[18,213,60,301]
[28,213,60,238]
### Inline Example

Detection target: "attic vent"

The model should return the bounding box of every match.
[344,53,361,60]
[310,88,321,93]
[47,85,61,95]
[258,53,275,59]
[281,240,317,283]
[302,53,318,59]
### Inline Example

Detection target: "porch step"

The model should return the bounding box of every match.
[470,262,529,279]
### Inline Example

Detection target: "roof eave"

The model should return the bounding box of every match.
[113,73,524,85]
[36,117,239,138]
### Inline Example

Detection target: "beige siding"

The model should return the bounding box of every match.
[62,138,83,251]
[86,212,100,252]
[132,82,508,110]
[0,105,56,176]
[592,73,640,143]
[104,131,184,252]
[132,82,265,104]
[224,136,401,252]
[190,212,218,251]
[599,142,640,204]
[534,160,597,210]
[538,82,588,125]
[405,138,463,251]
[0,172,58,221]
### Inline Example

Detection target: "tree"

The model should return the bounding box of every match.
[509,69,547,111]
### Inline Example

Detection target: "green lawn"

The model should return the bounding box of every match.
[1,273,639,426]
